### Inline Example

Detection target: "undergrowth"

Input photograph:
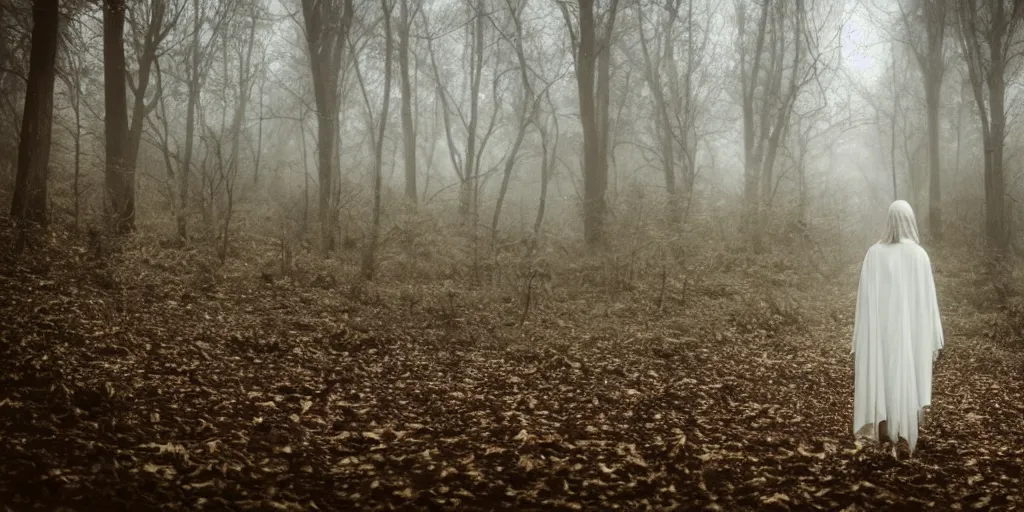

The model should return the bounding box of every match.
[1,208,859,352]
[2,213,1023,510]
[2,202,1017,351]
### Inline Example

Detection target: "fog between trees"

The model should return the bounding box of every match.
[3,0,1022,272]
[4,1,1024,509]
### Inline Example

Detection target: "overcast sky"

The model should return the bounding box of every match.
[841,2,887,83]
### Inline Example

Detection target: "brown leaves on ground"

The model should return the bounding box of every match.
[0,228,1022,510]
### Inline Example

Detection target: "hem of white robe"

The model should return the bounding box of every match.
[853,407,929,448]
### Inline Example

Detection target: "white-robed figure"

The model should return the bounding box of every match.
[852,200,943,455]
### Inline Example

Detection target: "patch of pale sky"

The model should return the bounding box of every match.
[841,10,887,83]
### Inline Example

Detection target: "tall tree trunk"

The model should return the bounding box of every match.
[955,0,1021,256]
[534,98,558,235]
[954,80,963,187]
[103,0,133,233]
[302,0,354,255]
[315,108,338,251]
[492,0,537,243]
[593,5,614,241]
[177,0,202,241]
[126,0,169,171]
[10,0,59,227]
[300,105,310,234]
[987,61,1007,250]
[534,127,552,235]
[220,12,258,263]
[637,3,678,223]
[925,78,941,242]
[681,0,697,215]
[738,0,770,238]
[890,53,898,200]
[901,0,946,241]
[577,0,600,245]
[72,96,81,228]
[755,0,803,249]
[575,0,618,248]
[398,0,416,203]
[460,0,485,221]
[254,80,264,186]
[491,121,529,243]
[363,0,394,281]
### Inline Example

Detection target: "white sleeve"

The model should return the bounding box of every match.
[923,256,943,355]
[851,251,875,355]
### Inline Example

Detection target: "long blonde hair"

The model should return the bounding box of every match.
[880,200,920,244]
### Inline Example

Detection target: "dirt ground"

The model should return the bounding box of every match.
[1,228,1022,511]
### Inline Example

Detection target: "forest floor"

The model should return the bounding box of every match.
[1,222,1023,511]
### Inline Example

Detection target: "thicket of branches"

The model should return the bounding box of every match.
[1,0,1024,305]
[4,3,1024,507]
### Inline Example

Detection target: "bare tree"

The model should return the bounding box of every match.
[735,0,826,249]
[636,0,712,224]
[736,0,769,242]
[889,45,899,200]
[898,0,947,242]
[177,0,234,240]
[103,0,133,233]
[955,0,1024,253]
[561,0,621,247]
[125,0,182,171]
[846,46,913,204]
[56,47,85,227]
[301,0,355,254]
[397,0,418,203]
[0,2,32,188]
[356,0,395,280]
[490,0,551,243]
[10,0,59,230]
[217,0,265,262]
[423,0,501,221]
[780,91,861,221]
[533,89,560,235]
[147,59,181,221]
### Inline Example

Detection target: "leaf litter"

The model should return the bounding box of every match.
[0,229,1022,510]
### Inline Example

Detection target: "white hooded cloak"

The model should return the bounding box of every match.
[852,200,943,453]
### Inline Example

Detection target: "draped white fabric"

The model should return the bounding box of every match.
[851,201,943,454]
[880,200,921,244]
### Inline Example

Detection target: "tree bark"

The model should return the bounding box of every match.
[925,77,941,241]
[302,0,354,255]
[534,128,552,235]
[890,53,898,200]
[177,0,202,240]
[398,0,416,203]
[955,0,1022,254]
[987,55,1007,250]
[10,0,59,227]
[491,0,538,243]
[637,2,678,223]
[461,0,486,220]
[363,0,394,281]
[126,0,173,171]
[103,0,134,233]
[533,96,558,235]
[900,0,946,242]
[491,122,529,243]
[737,0,770,239]
[573,0,618,248]
[758,0,802,216]
[220,9,258,263]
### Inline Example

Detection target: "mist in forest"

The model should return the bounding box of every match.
[2,0,1024,509]
[4,0,1015,263]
